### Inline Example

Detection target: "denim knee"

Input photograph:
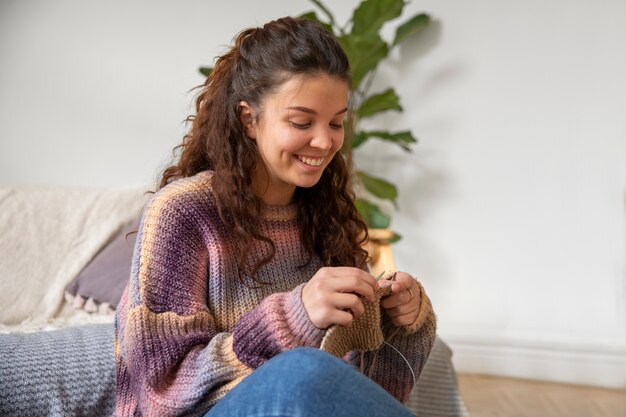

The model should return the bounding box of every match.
[259,348,355,394]
[270,347,341,367]
[206,348,415,417]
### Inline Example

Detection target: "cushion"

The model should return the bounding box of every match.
[64,218,139,313]
[0,324,116,417]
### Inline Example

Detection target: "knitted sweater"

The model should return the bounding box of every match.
[114,171,437,417]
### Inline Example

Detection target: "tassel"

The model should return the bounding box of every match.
[72,294,85,309]
[84,297,98,312]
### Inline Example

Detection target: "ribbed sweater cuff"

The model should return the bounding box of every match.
[284,283,326,347]
[393,281,435,337]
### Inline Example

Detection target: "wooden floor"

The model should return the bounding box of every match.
[456,374,626,417]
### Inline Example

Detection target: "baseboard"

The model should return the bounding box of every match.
[446,339,626,390]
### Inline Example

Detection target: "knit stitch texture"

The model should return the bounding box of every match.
[320,284,393,357]
[0,324,115,417]
[115,171,437,417]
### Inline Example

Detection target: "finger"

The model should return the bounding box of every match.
[391,281,404,293]
[331,293,365,320]
[385,303,419,319]
[332,309,357,327]
[329,274,378,302]
[309,267,377,296]
[330,266,374,279]
[330,267,379,290]
[390,272,416,292]
[380,289,412,309]
[350,279,378,303]
[385,272,420,305]
[389,310,420,327]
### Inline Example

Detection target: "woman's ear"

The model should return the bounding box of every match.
[239,101,257,139]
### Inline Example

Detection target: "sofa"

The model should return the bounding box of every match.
[0,185,470,417]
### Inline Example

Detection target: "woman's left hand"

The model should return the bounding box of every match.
[379,272,421,327]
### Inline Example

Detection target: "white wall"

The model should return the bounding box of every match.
[1,0,625,388]
[0,0,350,187]
[372,0,626,389]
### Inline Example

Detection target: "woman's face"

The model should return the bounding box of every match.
[241,73,349,205]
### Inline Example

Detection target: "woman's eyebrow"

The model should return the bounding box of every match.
[286,106,349,115]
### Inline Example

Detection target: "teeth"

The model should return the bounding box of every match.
[297,156,324,167]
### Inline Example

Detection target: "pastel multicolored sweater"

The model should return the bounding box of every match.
[115,171,437,417]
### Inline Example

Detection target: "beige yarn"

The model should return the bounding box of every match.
[320,275,395,358]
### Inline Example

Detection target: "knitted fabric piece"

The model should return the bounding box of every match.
[320,276,433,360]
[0,324,115,417]
[320,285,392,358]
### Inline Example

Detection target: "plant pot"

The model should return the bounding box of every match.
[366,228,397,277]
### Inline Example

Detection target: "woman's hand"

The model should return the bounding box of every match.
[302,267,379,329]
[379,272,421,327]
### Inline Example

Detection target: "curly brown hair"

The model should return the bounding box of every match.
[159,16,368,283]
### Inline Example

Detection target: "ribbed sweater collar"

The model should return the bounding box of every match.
[260,203,297,222]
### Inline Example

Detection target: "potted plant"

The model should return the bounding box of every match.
[298,0,431,271]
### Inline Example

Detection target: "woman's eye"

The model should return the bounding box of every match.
[289,121,311,129]
[330,123,344,130]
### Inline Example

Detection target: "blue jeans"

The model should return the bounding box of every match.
[204,347,416,417]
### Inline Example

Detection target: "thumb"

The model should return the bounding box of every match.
[391,281,405,293]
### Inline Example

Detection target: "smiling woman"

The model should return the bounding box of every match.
[114,16,436,417]
[240,74,349,205]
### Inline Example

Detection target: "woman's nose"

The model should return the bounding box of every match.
[310,127,334,151]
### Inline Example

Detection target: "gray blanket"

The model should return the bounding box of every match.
[0,324,115,416]
[0,325,468,417]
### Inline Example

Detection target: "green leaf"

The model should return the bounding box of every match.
[308,0,337,29]
[298,11,334,33]
[351,0,404,36]
[352,129,417,151]
[356,88,402,118]
[388,232,402,244]
[339,33,388,89]
[355,198,391,229]
[393,13,431,46]
[357,171,398,202]
[351,131,367,149]
[199,66,213,77]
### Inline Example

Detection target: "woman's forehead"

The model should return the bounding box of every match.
[265,74,349,111]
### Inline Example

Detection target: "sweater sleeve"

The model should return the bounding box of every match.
[116,187,248,417]
[346,284,437,403]
[231,282,326,368]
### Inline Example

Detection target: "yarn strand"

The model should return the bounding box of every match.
[382,340,416,387]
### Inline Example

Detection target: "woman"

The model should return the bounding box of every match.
[115,16,436,417]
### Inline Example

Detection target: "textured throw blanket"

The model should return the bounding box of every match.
[0,186,146,328]
[0,324,115,416]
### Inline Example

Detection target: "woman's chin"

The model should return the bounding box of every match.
[294,174,324,189]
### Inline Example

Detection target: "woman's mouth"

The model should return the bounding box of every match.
[296,155,325,167]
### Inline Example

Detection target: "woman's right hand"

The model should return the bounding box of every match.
[302,267,379,329]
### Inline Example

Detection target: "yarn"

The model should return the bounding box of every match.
[320,284,393,358]
[320,271,419,387]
